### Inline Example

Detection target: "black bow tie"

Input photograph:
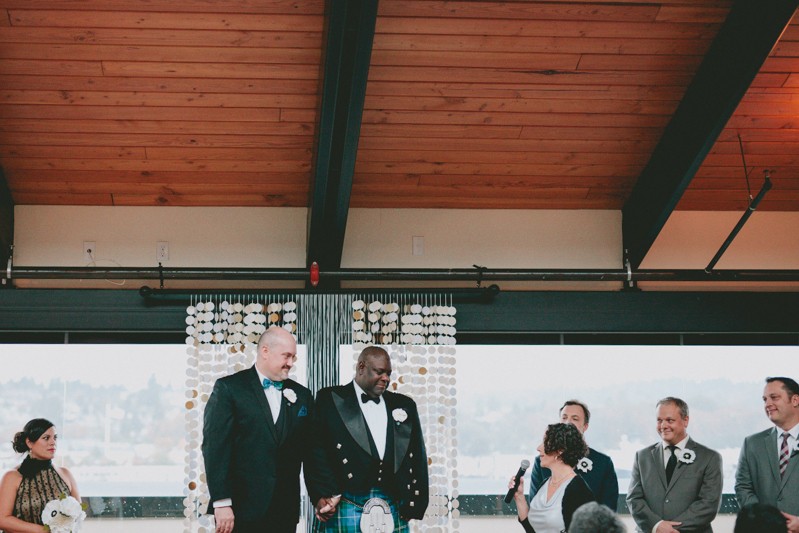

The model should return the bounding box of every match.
[361,393,379,404]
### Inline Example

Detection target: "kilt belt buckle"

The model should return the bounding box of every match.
[358,497,394,533]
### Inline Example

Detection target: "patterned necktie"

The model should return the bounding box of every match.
[666,444,678,484]
[263,377,283,390]
[780,432,790,477]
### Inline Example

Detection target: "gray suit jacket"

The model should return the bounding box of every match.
[626,438,723,533]
[735,427,799,515]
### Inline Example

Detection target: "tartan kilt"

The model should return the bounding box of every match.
[313,489,409,533]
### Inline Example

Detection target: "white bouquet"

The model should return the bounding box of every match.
[41,495,86,533]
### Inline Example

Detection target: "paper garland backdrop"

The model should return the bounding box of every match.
[184,293,458,533]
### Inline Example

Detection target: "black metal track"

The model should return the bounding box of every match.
[306,0,378,288]
[622,0,799,268]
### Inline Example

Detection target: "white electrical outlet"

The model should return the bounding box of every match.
[157,241,169,262]
[412,236,425,256]
[83,241,96,262]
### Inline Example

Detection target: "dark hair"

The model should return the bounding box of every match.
[568,502,625,533]
[657,396,689,418]
[766,377,799,398]
[734,503,787,533]
[561,400,591,424]
[358,345,389,363]
[543,422,588,468]
[12,418,55,453]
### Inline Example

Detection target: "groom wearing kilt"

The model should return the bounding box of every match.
[306,346,429,532]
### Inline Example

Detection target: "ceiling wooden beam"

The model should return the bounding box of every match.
[306,0,378,288]
[622,0,799,268]
[0,167,13,288]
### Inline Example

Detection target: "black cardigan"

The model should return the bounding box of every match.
[519,476,595,533]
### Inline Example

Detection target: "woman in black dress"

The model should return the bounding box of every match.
[0,418,81,533]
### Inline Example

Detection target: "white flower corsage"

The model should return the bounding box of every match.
[676,448,696,464]
[392,408,408,424]
[576,456,593,473]
[282,388,297,404]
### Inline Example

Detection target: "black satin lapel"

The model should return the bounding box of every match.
[386,393,411,474]
[247,369,278,444]
[332,385,372,456]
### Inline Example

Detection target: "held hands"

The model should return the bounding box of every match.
[315,495,341,522]
[655,520,682,533]
[782,511,799,533]
[213,506,234,533]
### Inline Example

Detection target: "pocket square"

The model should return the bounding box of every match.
[298,406,308,417]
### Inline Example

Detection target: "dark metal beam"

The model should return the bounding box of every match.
[622,0,799,268]
[306,0,378,288]
[1,289,798,335]
[0,167,13,288]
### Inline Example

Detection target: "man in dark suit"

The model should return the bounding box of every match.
[202,326,314,533]
[306,346,429,532]
[529,399,619,510]
[735,377,799,533]
[627,397,722,533]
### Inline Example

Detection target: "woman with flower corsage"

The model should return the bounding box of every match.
[0,418,81,532]
[509,423,595,533]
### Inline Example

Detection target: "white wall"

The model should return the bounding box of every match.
[11,206,799,290]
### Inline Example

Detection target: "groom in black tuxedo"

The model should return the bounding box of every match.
[306,346,429,532]
[202,326,314,533]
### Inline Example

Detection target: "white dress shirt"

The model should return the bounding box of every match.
[353,381,388,459]
[776,423,799,458]
[256,368,283,423]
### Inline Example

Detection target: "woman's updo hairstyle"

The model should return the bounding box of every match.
[12,418,54,453]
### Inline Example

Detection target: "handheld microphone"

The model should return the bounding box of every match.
[504,459,530,504]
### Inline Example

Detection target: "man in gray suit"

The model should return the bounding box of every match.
[627,397,722,533]
[735,376,799,533]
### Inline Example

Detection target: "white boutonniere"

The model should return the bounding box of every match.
[392,408,408,424]
[282,388,297,404]
[576,456,593,473]
[677,448,696,464]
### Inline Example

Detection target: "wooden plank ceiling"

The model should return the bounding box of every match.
[0,0,797,211]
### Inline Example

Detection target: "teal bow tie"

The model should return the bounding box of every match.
[262,378,284,390]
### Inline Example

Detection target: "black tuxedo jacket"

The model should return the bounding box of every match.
[306,382,429,520]
[201,366,314,524]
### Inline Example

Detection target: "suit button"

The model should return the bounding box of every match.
[342,459,348,464]
[412,479,416,483]
[337,443,342,449]
[410,453,413,458]
[410,502,414,507]
[378,478,382,481]
[409,468,413,473]
[348,473,353,479]
[415,490,419,496]
[665,499,670,503]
